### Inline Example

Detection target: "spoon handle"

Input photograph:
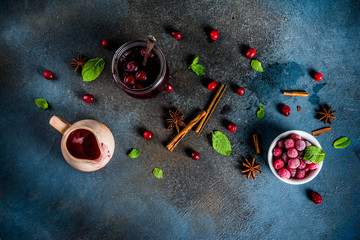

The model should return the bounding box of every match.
[142,35,156,66]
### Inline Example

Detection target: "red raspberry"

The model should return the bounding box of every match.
[311,191,322,204]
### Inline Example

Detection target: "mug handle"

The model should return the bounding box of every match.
[49,116,71,134]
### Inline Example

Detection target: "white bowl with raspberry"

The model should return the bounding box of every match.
[268,130,323,185]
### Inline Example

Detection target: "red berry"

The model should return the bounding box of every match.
[311,191,322,204]
[207,81,218,90]
[126,61,138,72]
[102,39,109,48]
[82,94,94,103]
[124,75,135,85]
[165,83,174,93]
[314,72,323,81]
[171,31,182,40]
[43,70,54,80]
[136,71,147,81]
[141,49,154,58]
[143,130,153,140]
[133,84,143,89]
[245,48,256,59]
[227,123,237,132]
[237,87,245,95]
[191,151,200,160]
[210,29,219,40]
[281,105,291,117]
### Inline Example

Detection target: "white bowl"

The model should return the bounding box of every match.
[268,130,323,185]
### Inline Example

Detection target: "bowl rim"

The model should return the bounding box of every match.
[268,130,323,185]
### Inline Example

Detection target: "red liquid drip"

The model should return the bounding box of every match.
[66,129,101,160]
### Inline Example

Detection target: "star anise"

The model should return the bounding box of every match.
[167,109,186,133]
[69,53,87,72]
[316,105,336,124]
[242,157,262,180]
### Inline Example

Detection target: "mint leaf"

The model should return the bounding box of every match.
[303,146,326,163]
[153,168,163,179]
[82,57,105,82]
[35,98,49,109]
[256,105,264,119]
[251,60,264,72]
[128,149,140,158]
[333,137,351,149]
[189,56,205,76]
[212,131,232,156]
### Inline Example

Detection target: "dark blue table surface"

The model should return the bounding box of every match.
[1,0,360,239]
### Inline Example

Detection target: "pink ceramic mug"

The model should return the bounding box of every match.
[49,116,115,172]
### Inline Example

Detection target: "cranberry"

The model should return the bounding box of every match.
[133,84,143,89]
[82,94,94,103]
[102,39,109,48]
[311,191,322,204]
[165,83,174,93]
[136,71,147,81]
[143,130,153,140]
[171,31,182,40]
[281,105,291,117]
[140,49,154,58]
[43,70,54,80]
[207,81,218,90]
[245,48,256,59]
[237,87,245,95]
[124,75,135,86]
[210,29,219,40]
[314,72,323,81]
[126,61,138,72]
[191,151,200,160]
[227,123,237,132]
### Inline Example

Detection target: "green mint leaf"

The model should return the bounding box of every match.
[212,131,232,156]
[35,98,49,109]
[256,105,264,119]
[153,168,163,179]
[189,56,205,76]
[128,149,140,158]
[251,60,264,72]
[82,57,105,82]
[333,137,351,149]
[303,146,326,163]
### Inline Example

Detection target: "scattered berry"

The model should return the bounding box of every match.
[245,48,256,59]
[227,123,237,132]
[126,61,138,72]
[273,147,282,157]
[143,130,153,140]
[136,71,147,81]
[314,72,323,82]
[284,139,295,149]
[207,81,218,90]
[237,87,245,95]
[82,94,94,103]
[171,31,182,40]
[102,39,109,48]
[43,70,54,80]
[281,105,291,117]
[274,159,285,170]
[124,75,135,86]
[278,168,290,179]
[210,29,219,40]
[311,191,322,204]
[191,151,200,160]
[165,83,174,93]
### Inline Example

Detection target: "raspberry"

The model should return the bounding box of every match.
[311,191,322,204]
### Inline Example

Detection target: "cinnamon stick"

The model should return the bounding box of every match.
[312,127,331,136]
[253,133,261,154]
[282,91,309,97]
[166,110,206,151]
[195,84,227,134]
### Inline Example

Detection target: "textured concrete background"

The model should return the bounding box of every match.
[1,0,360,239]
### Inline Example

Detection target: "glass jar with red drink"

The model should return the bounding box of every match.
[112,40,169,99]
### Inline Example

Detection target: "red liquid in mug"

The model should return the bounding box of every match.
[66,129,101,160]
